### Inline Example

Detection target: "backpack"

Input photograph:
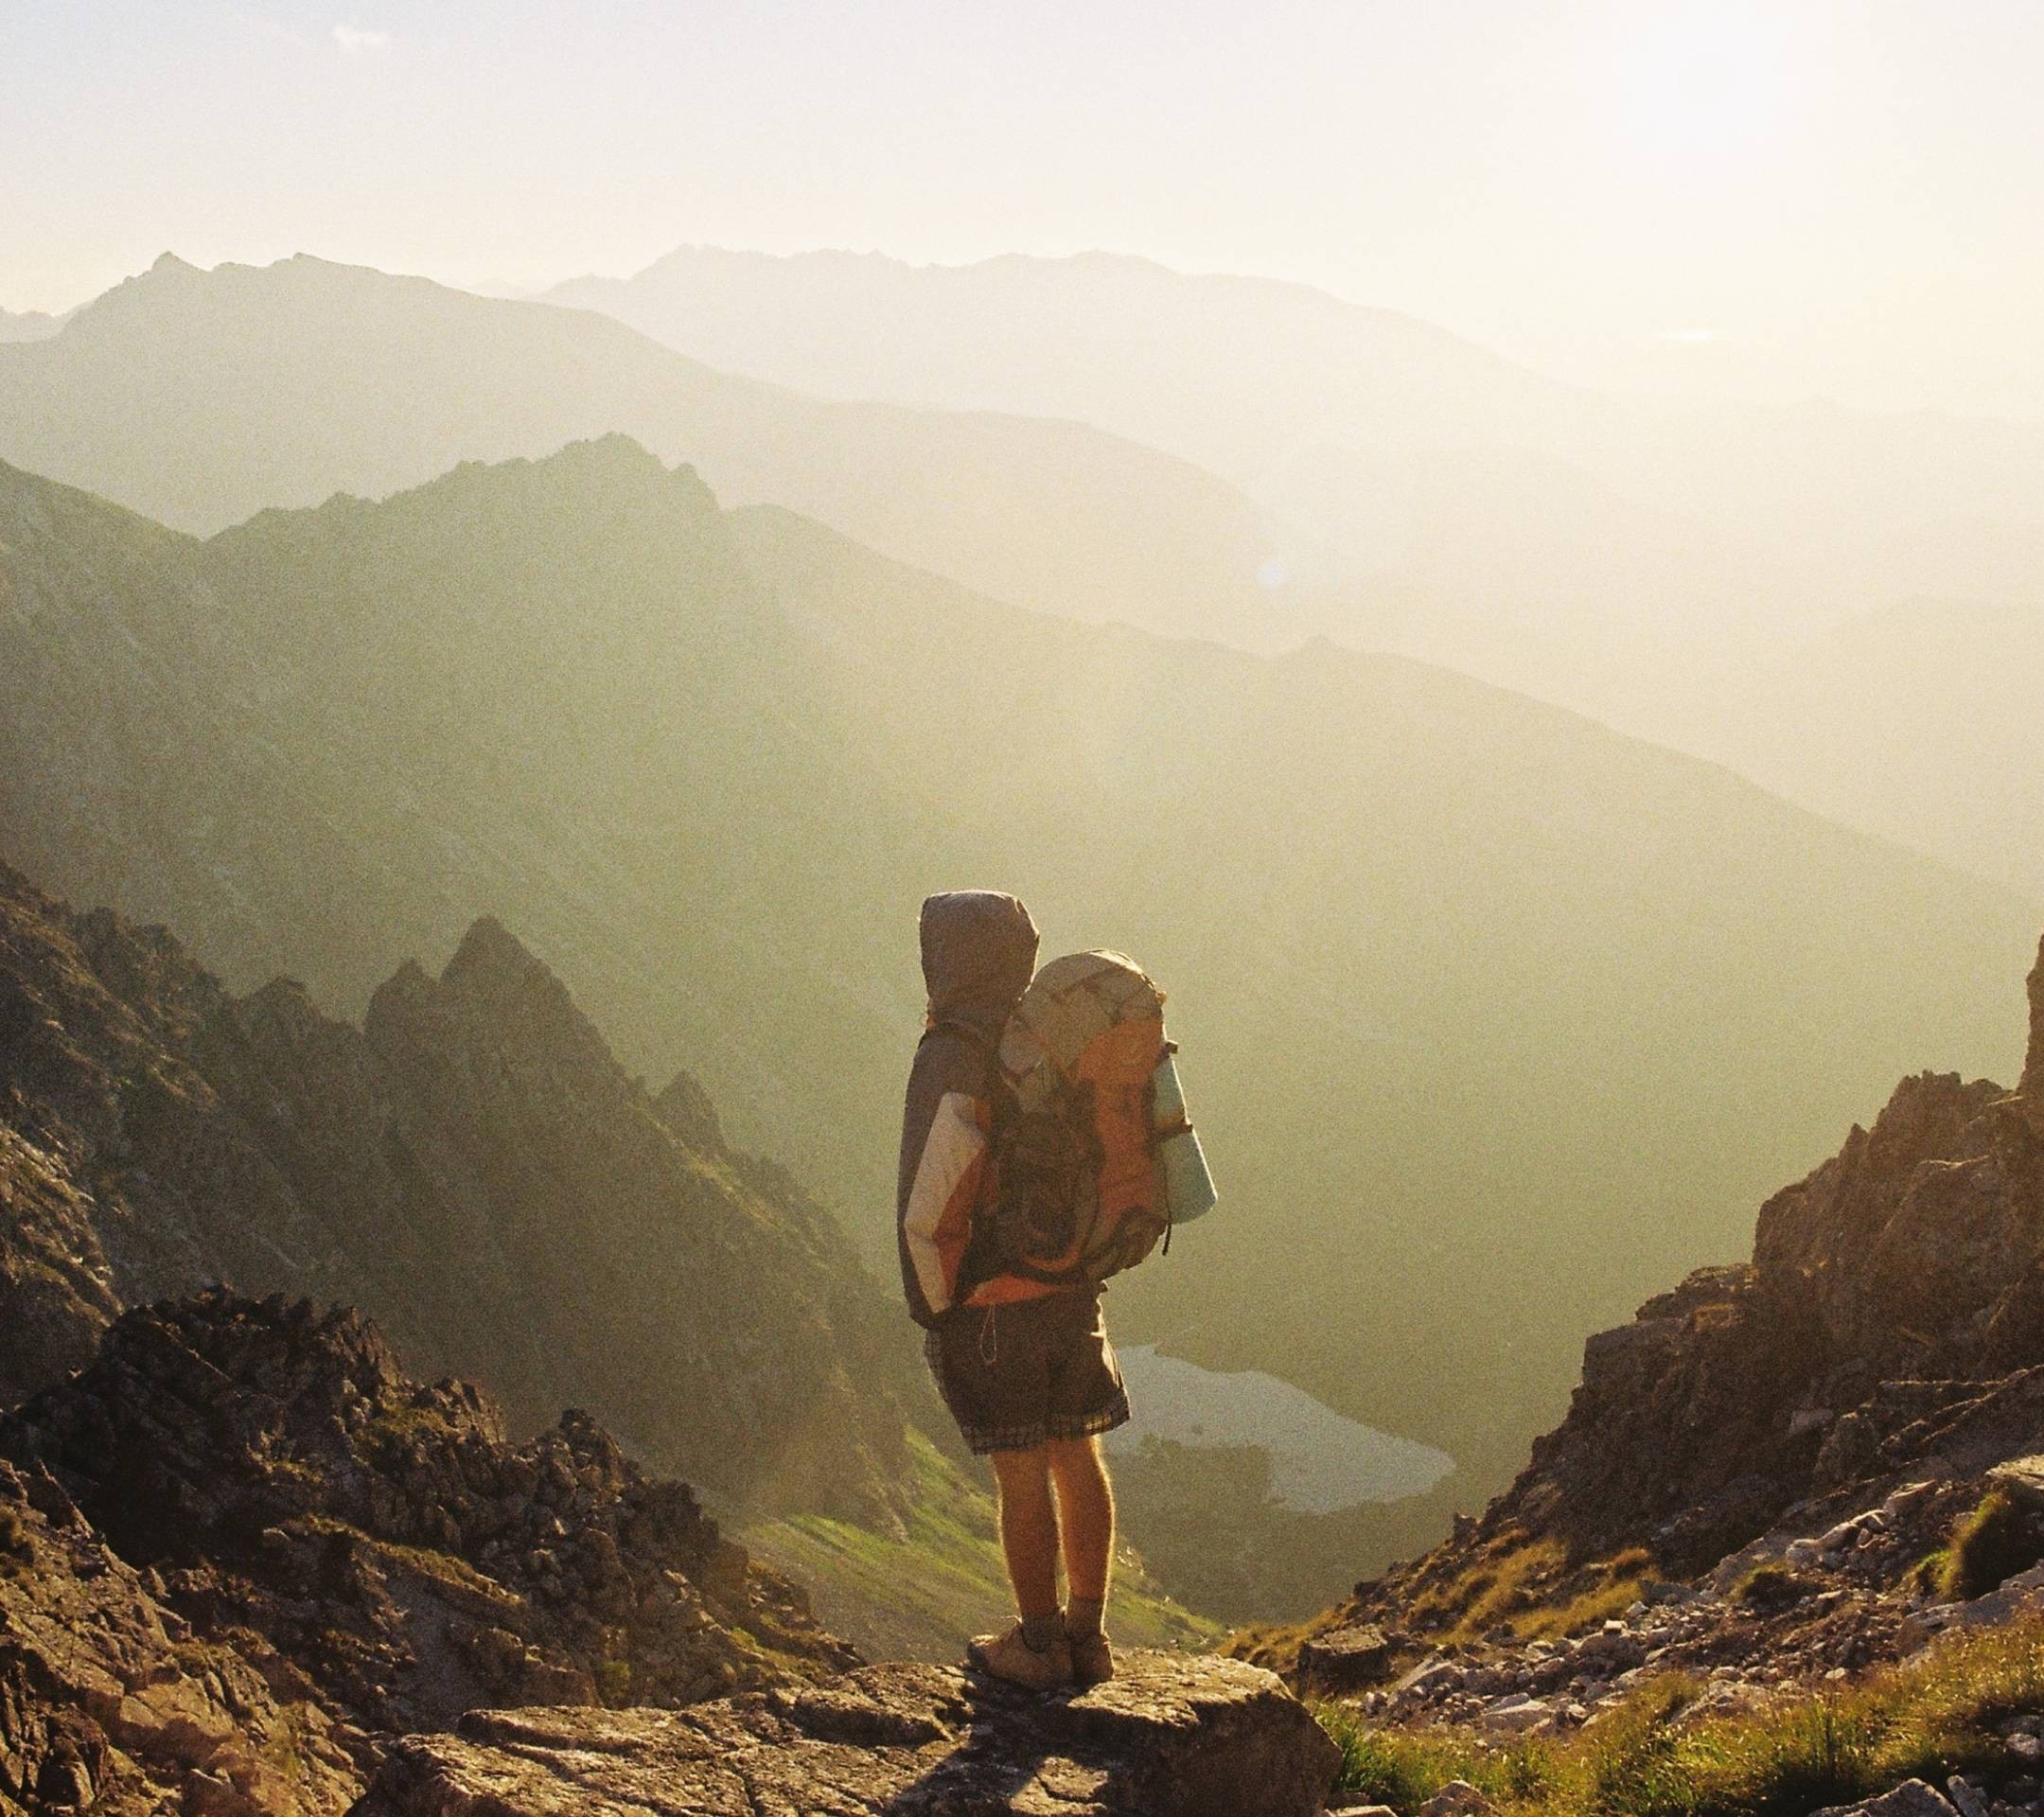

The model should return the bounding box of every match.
[974,950,1174,1287]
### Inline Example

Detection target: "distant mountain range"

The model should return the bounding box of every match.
[4,440,2034,1573]
[548,246,2044,727]
[0,252,1302,649]
[10,248,2040,906]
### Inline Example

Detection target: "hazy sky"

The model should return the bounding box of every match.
[5,0,2041,415]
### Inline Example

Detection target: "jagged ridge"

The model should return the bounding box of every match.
[0,856,915,1524]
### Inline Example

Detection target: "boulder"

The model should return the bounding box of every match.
[351,1653,1340,1817]
[1418,1783,1495,1817]
[1984,1455,2044,1515]
[1935,1563,2044,1632]
[1298,1622,1395,1691]
[1574,1622,1648,1675]
[1394,1658,1462,1700]
[1810,1779,1957,1817]
[1943,1775,1990,1817]
[1473,1694,1553,1737]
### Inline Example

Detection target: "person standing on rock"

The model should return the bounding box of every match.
[897,890,1129,1691]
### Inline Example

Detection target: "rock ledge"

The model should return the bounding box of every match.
[352,1652,1339,1817]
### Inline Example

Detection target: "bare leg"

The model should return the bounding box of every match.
[1047,1435,1115,1609]
[989,1446,1062,1622]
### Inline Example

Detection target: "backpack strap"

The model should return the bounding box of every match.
[929,1014,995,1053]
[927,1014,1013,1299]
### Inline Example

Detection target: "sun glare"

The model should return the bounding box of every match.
[1615,7,1798,177]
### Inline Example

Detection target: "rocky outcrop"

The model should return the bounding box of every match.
[0,1455,361,1816]
[0,1291,855,1765]
[1392,1027,2044,1585]
[354,1654,1340,1817]
[1272,931,2044,1744]
[0,858,913,1521]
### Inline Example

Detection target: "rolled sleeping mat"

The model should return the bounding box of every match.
[1152,1048,1218,1224]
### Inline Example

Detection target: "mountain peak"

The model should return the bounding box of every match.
[537,429,665,476]
[149,250,198,276]
[418,433,703,513]
[443,912,548,987]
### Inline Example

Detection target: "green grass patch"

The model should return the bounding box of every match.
[1407,1538,1654,1645]
[1934,1491,2040,1603]
[1316,1614,2044,1817]
[356,1399,462,1472]
[1734,1563,1811,1612]
[746,1428,1222,1664]
[1515,1572,1654,1643]
[0,1506,32,1574]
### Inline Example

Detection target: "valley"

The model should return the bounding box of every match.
[4,440,2033,1588]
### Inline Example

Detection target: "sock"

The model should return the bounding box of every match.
[1020,1613,1065,1653]
[1066,1596,1106,1641]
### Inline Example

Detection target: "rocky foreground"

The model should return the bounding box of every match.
[0,1290,857,1813]
[0,1291,1339,1817]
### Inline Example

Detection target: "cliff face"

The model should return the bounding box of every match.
[0,1290,855,1815]
[0,859,911,1522]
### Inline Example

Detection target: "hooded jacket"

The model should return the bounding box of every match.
[895,891,1044,1326]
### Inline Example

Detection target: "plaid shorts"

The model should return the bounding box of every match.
[924,1288,1131,1455]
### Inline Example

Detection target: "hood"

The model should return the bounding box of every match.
[920,891,1039,1031]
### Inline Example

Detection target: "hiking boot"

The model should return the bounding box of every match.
[966,1621,1072,1691]
[1068,1631,1115,1687]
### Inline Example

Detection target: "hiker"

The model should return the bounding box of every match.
[896,891,1130,1691]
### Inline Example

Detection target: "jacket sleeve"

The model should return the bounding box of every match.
[896,1034,990,1327]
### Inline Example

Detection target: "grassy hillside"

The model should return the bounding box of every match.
[1316,1619,2044,1817]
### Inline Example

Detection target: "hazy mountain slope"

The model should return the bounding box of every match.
[3,446,2035,1595]
[552,247,2044,714]
[1665,599,2044,903]
[545,246,1566,480]
[729,504,2042,1474]
[0,306,62,343]
[0,252,1295,647]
